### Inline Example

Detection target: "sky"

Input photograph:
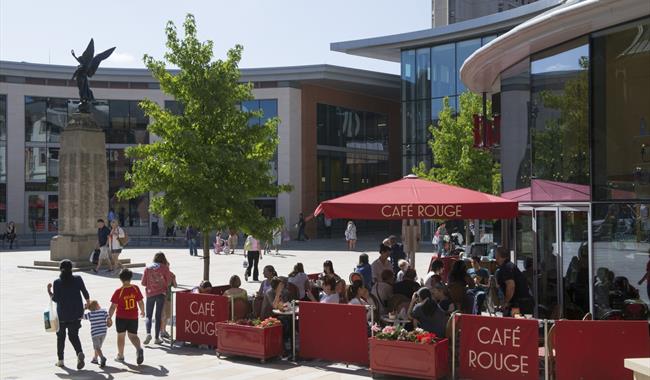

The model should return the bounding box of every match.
[0,0,431,74]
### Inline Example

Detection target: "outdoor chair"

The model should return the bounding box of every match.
[230,297,250,320]
[622,300,649,320]
[581,312,593,320]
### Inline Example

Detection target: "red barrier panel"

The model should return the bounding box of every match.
[307,273,320,281]
[299,301,369,365]
[459,314,539,380]
[554,320,650,380]
[175,291,229,346]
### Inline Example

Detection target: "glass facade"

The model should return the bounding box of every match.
[24,96,151,232]
[0,95,6,222]
[593,19,650,201]
[401,36,496,172]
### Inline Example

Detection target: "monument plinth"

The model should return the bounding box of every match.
[50,113,108,262]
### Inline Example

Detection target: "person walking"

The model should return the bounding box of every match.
[185,226,198,256]
[94,219,112,273]
[345,221,357,250]
[141,252,172,345]
[384,235,406,278]
[296,213,308,241]
[109,219,126,272]
[244,235,262,282]
[47,259,90,369]
[435,223,447,254]
[227,229,238,255]
[402,219,421,267]
[272,227,282,254]
[5,221,16,249]
[324,216,332,239]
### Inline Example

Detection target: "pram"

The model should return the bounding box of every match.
[214,233,229,255]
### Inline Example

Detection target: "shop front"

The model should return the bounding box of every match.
[461,0,650,319]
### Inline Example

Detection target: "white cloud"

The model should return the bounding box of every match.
[106,52,135,64]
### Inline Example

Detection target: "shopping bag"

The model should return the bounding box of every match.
[242,259,249,268]
[44,300,59,333]
[89,249,100,264]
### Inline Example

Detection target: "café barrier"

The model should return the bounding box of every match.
[553,320,650,380]
[175,290,229,346]
[458,314,539,380]
[298,301,370,365]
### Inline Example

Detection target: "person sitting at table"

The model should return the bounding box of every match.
[371,269,394,315]
[288,263,317,301]
[336,279,347,304]
[224,275,248,301]
[408,287,447,338]
[393,268,421,299]
[261,277,285,319]
[495,247,533,316]
[424,259,444,289]
[371,244,393,285]
[448,259,475,310]
[319,260,341,282]
[395,259,409,283]
[354,253,373,288]
[319,277,339,304]
[192,280,212,294]
[432,282,455,314]
[466,268,490,314]
[258,265,278,297]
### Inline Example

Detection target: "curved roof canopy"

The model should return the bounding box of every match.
[460,0,650,93]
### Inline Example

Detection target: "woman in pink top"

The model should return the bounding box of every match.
[141,252,172,345]
[244,235,262,282]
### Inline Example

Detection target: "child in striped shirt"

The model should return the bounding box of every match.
[84,300,110,368]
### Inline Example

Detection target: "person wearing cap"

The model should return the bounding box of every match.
[47,259,91,369]
[384,235,406,279]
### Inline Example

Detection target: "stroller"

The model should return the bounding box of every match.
[213,232,229,255]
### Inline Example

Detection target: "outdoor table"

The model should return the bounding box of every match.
[381,315,411,327]
[272,307,299,316]
[624,358,650,380]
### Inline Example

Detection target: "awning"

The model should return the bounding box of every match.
[314,175,518,220]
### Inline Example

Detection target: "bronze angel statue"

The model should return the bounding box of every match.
[71,39,115,112]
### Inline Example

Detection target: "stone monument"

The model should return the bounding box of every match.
[50,39,114,263]
[50,114,109,261]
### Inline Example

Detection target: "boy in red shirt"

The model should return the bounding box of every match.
[108,269,145,364]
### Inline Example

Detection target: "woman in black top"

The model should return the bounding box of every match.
[47,259,90,369]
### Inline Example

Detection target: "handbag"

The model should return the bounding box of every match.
[44,300,59,333]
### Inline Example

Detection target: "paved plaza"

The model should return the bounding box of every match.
[0,239,434,380]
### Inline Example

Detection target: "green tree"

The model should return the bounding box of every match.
[413,92,501,195]
[118,14,290,280]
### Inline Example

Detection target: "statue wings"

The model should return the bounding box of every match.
[76,38,116,77]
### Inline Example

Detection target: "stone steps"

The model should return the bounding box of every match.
[19,258,145,272]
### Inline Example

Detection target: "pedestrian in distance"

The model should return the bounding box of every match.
[94,219,112,273]
[109,219,127,272]
[244,235,262,282]
[345,221,357,250]
[141,252,172,345]
[47,259,90,369]
[185,226,198,256]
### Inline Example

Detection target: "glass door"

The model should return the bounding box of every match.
[535,209,559,319]
[559,208,589,319]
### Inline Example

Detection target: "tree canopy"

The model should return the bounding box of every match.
[413,92,500,195]
[118,14,290,279]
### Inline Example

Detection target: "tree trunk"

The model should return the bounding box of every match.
[203,231,210,281]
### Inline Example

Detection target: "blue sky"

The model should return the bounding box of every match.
[0,0,430,74]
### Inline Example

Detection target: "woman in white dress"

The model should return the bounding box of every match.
[345,221,357,251]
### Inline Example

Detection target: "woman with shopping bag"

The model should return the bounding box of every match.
[46,259,91,369]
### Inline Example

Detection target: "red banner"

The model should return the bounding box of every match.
[299,302,369,365]
[459,314,539,380]
[175,291,229,346]
[554,320,650,380]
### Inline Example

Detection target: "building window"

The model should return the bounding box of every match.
[530,38,590,187]
[108,149,149,227]
[592,203,650,318]
[240,99,279,184]
[401,50,416,102]
[456,38,481,94]
[592,19,650,200]
[431,44,455,98]
[106,100,149,144]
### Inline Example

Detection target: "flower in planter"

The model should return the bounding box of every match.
[415,332,438,344]
[256,317,281,328]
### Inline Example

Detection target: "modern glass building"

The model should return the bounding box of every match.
[460,0,650,319]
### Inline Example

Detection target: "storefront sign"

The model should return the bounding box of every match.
[175,291,229,346]
[459,314,538,380]
[380,204,462,218]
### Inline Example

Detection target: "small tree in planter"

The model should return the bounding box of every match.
[216,317,284,362]
[370,325,449,380]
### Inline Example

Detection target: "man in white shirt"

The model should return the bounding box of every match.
[371,244,394,285]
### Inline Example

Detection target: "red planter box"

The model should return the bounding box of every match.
[216,322,283,362]
[369,338,449,379]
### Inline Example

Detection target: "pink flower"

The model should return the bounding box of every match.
[382,326,396,335]
[371,324,382,333]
